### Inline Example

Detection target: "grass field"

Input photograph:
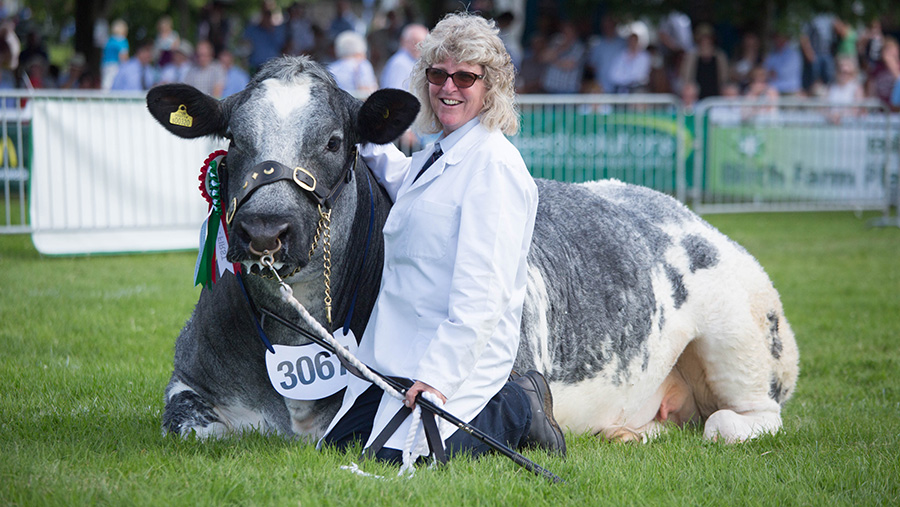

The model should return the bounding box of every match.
[1,211,898,506]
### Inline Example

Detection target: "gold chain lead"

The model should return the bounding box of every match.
[319,205,333,324]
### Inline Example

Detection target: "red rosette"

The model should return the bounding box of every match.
[199,149,228,206]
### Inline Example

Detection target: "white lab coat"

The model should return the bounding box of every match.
[320,120,538,454]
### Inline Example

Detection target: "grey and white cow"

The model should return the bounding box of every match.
[148,56,798,445]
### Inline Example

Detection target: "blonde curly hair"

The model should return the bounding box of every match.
[410,12,519,136]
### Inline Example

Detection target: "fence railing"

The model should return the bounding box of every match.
[0,90,223,254]
[1,90,897,254]
[691,97,896,215]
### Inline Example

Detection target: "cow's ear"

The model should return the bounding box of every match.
[147,84,226,139]
[356,89,420,144]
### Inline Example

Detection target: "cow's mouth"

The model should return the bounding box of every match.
[242,259,305,280]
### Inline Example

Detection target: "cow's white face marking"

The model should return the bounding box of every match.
[262,78,312,120]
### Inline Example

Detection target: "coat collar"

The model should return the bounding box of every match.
[399,121,498,196]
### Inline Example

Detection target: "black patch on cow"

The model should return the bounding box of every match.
[767,311,783,359]
[163,389,222,435]
[769,375,788,404]
[682,234,719,272]
[665,264,688,309]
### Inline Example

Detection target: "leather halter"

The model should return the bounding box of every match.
[226,147,357,224]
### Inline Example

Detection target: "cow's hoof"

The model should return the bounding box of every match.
[513,370,567,456]
[703,409,782,443]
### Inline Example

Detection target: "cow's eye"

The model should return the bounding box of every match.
[326,136,341,152]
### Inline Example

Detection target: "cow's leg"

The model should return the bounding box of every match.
[605,366,701,442]
[163,379,229,438]
[680,292,799,443]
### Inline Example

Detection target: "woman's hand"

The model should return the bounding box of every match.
[404,380,447,409]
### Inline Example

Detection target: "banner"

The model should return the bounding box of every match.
[29,97,223,255]
[705,115,898,203]
[513,108,691,192]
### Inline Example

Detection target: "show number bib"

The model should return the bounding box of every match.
[265,329,358,400]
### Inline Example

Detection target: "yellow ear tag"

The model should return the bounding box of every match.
[169,104,194,127]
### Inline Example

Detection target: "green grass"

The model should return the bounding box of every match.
[1,212,898,506]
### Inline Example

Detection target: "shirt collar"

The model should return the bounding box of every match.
[435,117,480,154]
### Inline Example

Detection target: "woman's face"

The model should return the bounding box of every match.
[428,59,486,135]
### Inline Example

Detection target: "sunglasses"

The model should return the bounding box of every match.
[425,68,484,88]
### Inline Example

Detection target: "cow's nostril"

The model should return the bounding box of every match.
[239,220,290,256]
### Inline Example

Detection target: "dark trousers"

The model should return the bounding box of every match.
[322,380,532,463]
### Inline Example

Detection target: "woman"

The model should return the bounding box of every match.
[320,12,565,463]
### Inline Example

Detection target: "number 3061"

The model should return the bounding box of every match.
[277,351,347,389]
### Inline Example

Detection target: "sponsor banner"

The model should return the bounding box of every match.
[513,109,690,191]
[705,115,899,202]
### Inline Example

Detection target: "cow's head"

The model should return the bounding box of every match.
[147,56,418,286]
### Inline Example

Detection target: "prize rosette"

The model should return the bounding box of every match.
[195,150,240,287]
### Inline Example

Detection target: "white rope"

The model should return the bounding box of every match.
[277,283,404,402]
[340,462,385,479]
[398,391,443,477]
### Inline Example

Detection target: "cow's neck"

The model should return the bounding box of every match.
[327,159,391,339]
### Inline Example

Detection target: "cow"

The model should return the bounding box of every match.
[147,56,798,446]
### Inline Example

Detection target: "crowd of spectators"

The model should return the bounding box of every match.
[517,11,900,112]
[0,3,898,112]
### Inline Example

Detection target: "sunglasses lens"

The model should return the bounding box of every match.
[453,72,476,88]
[426,68,448,86]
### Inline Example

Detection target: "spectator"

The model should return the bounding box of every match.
[799,13,836,90]
[731,31,763,91]
[17,30,49,77]
[540,20,585,94]
[832,17,858,60]
[0,19,20,71]
[586,15,626,93]
[58,52,87,89]
[21,56,53,89]
[680,80,699,110]
[243,1,288,74]
[764,30,803,95]
[744,65,779,101]
[101,19,129,90]
[657,10,694,57]
[515,33,548,93]
[198,0,232,56]
[608,24,651,93]
[153,15,181,67]
[328,30,377,97]
[219,49,249,97]
[858,18,884,74]
[680,24,728,99]
[866,36,899,110]
[826,55,864,105]
[159,42,192,84]
[367,9,402,75]
[284,2,315,56]
[184,40,226,98]
[110,42,157,91]
[0,38,17,106]
[496,11,522,71]
[329,0,363,42]
[379,23,427,91]
[657,11,693,88]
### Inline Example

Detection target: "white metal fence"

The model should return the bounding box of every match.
[0,90,222,254]
[1,90,898,253]
[692,97,896,215]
